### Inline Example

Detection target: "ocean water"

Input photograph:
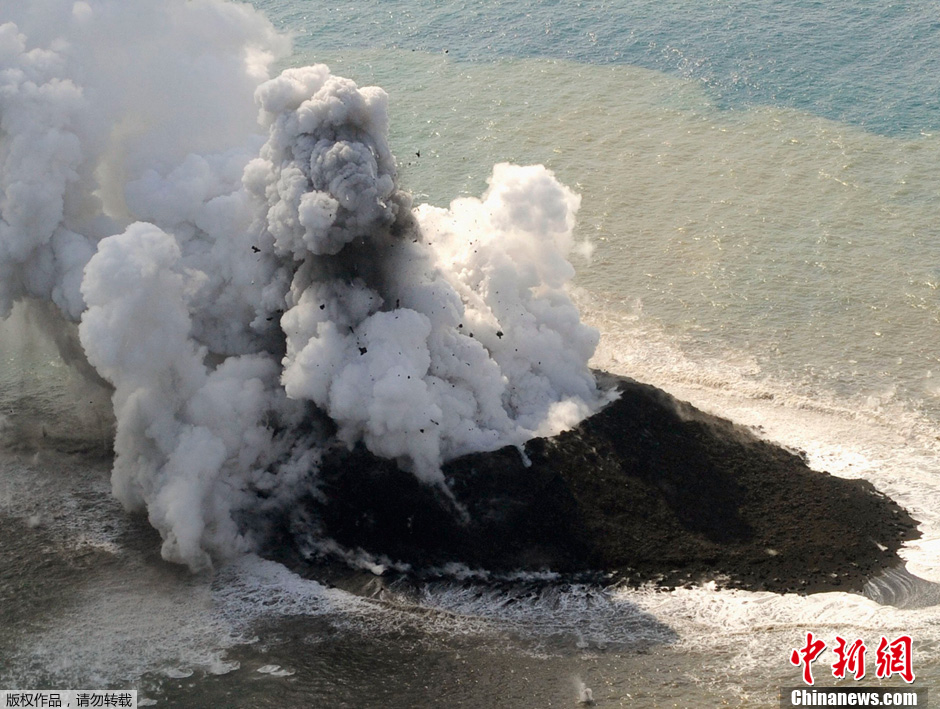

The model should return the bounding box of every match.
[4,0,940,706]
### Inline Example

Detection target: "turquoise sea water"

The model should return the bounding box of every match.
[256,0,940,137]
[252,2,940,704]
[5,1,940,706]
[255,0,940,425]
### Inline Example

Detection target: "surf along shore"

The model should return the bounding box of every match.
[274,372,920,595]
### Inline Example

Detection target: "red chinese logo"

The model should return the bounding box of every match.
[831,636,866,681]
[790,633,914,685]
[875,635,915,683]
[790,632,827,685]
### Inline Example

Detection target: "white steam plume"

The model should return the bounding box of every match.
[0,0,604,570]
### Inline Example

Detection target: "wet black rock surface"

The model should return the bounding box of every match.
[272,373,920,595]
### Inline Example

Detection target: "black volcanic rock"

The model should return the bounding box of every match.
[276,373,920,594]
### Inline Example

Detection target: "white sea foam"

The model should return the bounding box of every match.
[5,2,940,705]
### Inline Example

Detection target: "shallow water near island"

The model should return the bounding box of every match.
[5,0,940,706]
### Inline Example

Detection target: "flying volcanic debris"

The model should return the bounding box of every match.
[0,0,603,570]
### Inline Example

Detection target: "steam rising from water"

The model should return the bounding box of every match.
[0,0,601,569]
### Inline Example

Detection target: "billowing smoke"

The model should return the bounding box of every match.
[0,0,603,570]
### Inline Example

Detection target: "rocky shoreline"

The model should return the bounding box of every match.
[274,373,920,595]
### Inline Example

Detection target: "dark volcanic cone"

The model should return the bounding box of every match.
[276,373,920,594]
